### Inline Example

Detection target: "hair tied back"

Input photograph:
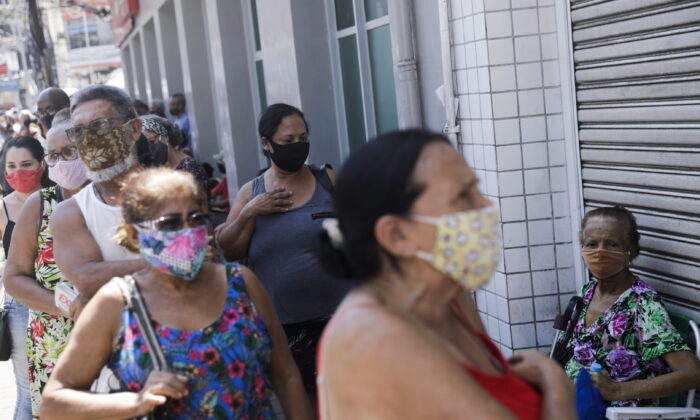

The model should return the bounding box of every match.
[322,218,344,249]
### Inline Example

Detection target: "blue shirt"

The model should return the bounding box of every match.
[174,112,191,149]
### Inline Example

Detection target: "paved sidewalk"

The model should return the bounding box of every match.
[0,360,16,420]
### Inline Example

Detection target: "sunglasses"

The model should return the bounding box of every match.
[136,211,213,231]
[44,145,79,167]
[65,116,132,143]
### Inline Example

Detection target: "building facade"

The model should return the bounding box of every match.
[117,0,700,355]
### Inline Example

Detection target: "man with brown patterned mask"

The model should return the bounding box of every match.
[52,85,146,323]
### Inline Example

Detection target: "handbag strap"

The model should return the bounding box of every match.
[113,276,170,373]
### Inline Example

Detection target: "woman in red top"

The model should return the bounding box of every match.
[316,130,575,419]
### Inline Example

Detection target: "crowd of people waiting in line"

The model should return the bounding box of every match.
[0,83,699,419]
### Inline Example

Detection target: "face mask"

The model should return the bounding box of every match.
[136,135,169,168]
[169,107,179,116]
[266,141,309,172]
[137,225,208,281]
[581,249,630,280]
[414,205,502,290]
[40,113,55,130]
[5,167,44,193]
[77,123,135,181]
[49,159,88,190]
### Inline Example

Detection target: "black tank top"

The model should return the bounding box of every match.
[2,198,15,255]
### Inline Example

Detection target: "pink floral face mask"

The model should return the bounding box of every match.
[136,225,208,281]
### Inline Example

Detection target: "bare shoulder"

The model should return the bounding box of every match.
[50,197,84,230]
[325,167,337,185]
[237,180,254,201]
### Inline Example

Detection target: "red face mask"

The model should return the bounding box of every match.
[5,167,45,193]
[581,249,630,280]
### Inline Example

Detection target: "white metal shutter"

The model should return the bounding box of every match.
[570,0,700,317]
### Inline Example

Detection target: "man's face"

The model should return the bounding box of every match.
[169,98,182,116]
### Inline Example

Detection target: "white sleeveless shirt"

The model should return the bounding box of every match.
[73,185,137,262]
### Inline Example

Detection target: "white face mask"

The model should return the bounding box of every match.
[413,205,502,290]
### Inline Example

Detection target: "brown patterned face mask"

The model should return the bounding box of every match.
[76,120,136,182]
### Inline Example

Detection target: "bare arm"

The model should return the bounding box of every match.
[4,191,62,315]
[592,350,700,401]
[40,282,187,420]
[239,265,313,420]
[51,198,145,298]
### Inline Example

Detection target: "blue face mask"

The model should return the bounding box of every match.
[136,225,208,281]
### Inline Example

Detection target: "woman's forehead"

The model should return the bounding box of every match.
[583,216,628,239]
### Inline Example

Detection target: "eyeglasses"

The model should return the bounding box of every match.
[44,145,79,167]
[65,116,131,143]
[135,211,213,231]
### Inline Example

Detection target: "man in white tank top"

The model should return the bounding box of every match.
[51,85,146,319]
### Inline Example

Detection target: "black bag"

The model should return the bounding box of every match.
[550,295,584,367]
[0,289,11,361]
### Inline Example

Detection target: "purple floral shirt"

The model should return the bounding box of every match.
[565,277,690,407]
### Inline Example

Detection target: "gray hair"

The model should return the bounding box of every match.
[70,85,136,119]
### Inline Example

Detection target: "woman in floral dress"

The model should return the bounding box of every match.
[41,168,312,419]
[3,121,90,417]
[565,205,700,407]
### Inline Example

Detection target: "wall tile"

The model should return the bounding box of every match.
[559,293,577,312]
[488,38,515,65]
[492,91,519,118]
[485,0,511,11]
[486,169,500,196]
[526,193,552,219]
[496,144,523,171]
[501,345,514,358]
[487,291,500,317]
[456,70,469,94]
[498,170,524,196]
[554,217,572,243]
[512,0,538,8]
[512,8,539,36]
[558,268,577,293]
[454,45,467,69]
[498,296,510,321]
[548,140,566,166]
[476,289,488,311]
[452,19,465,44]
[522,141,548,168]
[464,15,476,42]
[514,35,541,62]
[493,271,508,298]
[546,114,564,139]
[550,166,567,192]
[534,295,559,321]
[507,272,533,298]
[483,119,496,144]
[465,42,477,68]
[468,94,482,118]
[516,62,543,89]
[484,145,497,169]
[481,94,494,118]
[494,118,521,145]
[473,0,484,14]
[530,244,556,270]
[509,298,534,323]
[524,168,550,194]
[536,321,556,347]
[538,0,554,5]
[479,67,491,92]
[545,87,562,113]
[467,68,479,93]
[518,89,545,116]
[528,219,554,245]
[463,0,474,15]
[474,144,485,168]
[532,270,558,295]
[460,120,473,143]
[552,191,569,217]
[486,10,513,38]
[538,6,557,33]
[488,315,501,342]
[449,0,463,18]
[476,39,489,67]
[504,246,530,273]
[542,60,561,87]
[500,196,526,222]
[556,243,573,268]
[499,320,513,347]
[512,323,537,348]
[521,115,547,142]
[490,65,516,92]
[541,33,558,60]
[503,222,528,247]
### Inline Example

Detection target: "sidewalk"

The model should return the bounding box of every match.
[0,360,16,419]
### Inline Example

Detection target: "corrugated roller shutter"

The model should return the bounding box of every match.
[570,0,700,317]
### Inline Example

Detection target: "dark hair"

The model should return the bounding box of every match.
[201,162,214,178]
[71,85,136,119]
[258,103,309,140]
[3,135,53,188]
[171,93,186,108]
[319,129,451,280]
[133,99,148,114]
[581,205,641,259]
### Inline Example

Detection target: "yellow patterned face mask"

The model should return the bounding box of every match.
[414,205,502,290]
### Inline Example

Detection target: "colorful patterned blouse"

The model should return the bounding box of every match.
[27,186,74,418]
[108,263,275,419]
[565,277,690,407]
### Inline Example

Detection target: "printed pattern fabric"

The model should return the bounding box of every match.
[108,263,274,419]
[27,186,74,417]
[565,277,690,407]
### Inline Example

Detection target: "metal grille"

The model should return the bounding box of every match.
[570,0,700,316]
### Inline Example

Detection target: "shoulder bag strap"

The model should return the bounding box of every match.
[310,164,334,194]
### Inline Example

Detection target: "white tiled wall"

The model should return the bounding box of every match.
[450,0,576,352]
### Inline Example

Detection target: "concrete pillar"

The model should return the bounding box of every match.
[158,0,184,103]
[131,32,147,101]
[388,0,423,128]
[173,0,219,163]
[141,19,162,102]
[121,44,136,97]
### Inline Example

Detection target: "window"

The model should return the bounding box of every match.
[250,0,267,111]
[68,23,98,49]
[330,0,398,152]
[243,0,268,169]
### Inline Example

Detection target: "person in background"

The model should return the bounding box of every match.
[210,153,229,211]
[316,129,574,419]
[35,87,70,137]
[217,103,351,401]
[132,99,149,117]
[1,135,52,420]
[149,99,166,118]
[4,120,91,418]
[41,168,313,420]
[565,206,700,407]
[18,110,39,138]
[169,93,191,151]
[200,162,219,191]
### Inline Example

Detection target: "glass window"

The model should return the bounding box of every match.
[338,35,366,150]
[68,24,99,49]
[256,60,267,110]
[251,0,261,52]
[364,0,388,21]
[334,0,355,30]
[368,25,398,134]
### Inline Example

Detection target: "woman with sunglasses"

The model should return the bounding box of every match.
[4,120,90,418]
[41,168,312,420]
[1,135,52,420]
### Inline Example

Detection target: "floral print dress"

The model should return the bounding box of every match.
[108,263,275,419]
[565,277,690,407]
[27,186,75,418]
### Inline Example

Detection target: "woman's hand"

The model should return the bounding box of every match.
[508,351,573,393]
[245,187,294,216]
[589,368,621,401]
[133,371,188,417]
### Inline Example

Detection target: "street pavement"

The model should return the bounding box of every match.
[0,360,16,420]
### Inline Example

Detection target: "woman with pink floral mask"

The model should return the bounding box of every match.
[564,206,700,407]
[4,119,91,418]
[1,135,52,420]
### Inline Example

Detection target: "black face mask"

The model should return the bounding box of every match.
[217,162,226,174]
[40,113,55,130]
[266,141,310,173]
[136,135,169,168]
